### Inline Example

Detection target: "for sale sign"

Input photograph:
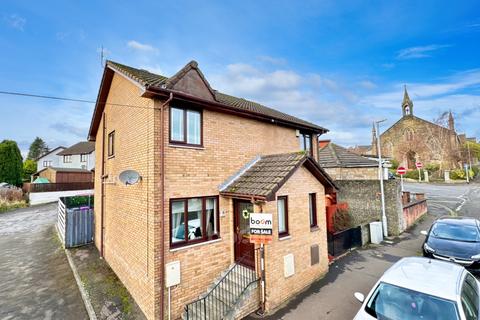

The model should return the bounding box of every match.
[249,213,273,244]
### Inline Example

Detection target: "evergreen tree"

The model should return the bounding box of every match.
[23,159,37,180]
[27,137,49,160]
[0,140,23,186]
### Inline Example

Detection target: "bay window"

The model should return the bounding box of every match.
[170,196,219,247]
[170,106,202,146]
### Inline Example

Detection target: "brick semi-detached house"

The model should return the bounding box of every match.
[88,60,337,320]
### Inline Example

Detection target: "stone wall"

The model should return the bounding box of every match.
[323,167,378,180]
[335,180,404,236]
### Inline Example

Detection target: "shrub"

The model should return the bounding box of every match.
[390,159,399,170]
[0,188,24,202]
[450,169,466,180]
[404,169,424,180]
[425,163,440,173]
[0,199,27,213]
[472,166,479,177]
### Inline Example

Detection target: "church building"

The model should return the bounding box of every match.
[372,87,462,170]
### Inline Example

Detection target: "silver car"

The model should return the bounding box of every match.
[353,257,479,320]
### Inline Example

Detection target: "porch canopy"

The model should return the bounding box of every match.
[220,152,338,201]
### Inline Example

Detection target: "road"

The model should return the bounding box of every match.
[250,182,480,320]
[0,204,88,320]
[404,182,479,217]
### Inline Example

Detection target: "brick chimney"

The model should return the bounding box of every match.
[318,140,331,149]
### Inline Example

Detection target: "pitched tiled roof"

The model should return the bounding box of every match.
[220,152,336,200]
[106,60,327,133]
[58,142,95,155]
[318,143,378,168]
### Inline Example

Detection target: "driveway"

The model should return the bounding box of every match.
[0,203,88,319]
[249,182,479,320]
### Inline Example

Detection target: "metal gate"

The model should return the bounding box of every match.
[327,226,362,257]
[57,195,94,248]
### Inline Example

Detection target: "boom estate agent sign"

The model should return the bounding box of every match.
[249,213,273,244]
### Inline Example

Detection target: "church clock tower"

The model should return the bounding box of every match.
[402,85,413,117]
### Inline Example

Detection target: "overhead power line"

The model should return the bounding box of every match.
[0,90,155,110]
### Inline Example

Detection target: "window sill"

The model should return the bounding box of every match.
[310,226,320,232]
[169,144,204,150]
[169,238,222,252]
[279,235,291,241]
[108,155,115,159]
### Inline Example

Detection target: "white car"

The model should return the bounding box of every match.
[353,257,479,320]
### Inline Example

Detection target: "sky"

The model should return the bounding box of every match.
[1,0,480,156]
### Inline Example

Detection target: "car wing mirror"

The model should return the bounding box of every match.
[420,230,428,236]
[354,292,365,303]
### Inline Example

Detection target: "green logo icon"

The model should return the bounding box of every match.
[242,209,250,220]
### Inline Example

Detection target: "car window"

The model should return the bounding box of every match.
[461,273,479,320]
[431,222,480,242]
[365,282,459,320]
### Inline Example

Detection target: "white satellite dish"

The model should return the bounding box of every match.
[118,170,142,185]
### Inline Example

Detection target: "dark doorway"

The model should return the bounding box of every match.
[406,151,416,169]
[233,199,255,269]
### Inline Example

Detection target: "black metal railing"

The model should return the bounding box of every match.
[185,253,260,320]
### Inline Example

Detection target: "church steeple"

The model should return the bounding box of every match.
[448,111,455,131]
[402,85,413,117]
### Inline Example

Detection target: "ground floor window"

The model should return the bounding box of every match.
[277,196,289,237]
[170,196,219,247]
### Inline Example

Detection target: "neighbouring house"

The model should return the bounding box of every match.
[88,60,337,320]
[57,141,96,171]
[318,140,379,180]
[36,146,66,170]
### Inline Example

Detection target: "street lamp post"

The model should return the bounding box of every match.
[375,119,388,238]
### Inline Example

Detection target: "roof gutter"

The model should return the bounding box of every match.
[144,86,328,135]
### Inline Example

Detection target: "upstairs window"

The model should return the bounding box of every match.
[43,160,52,167]
[299,132,313,156]
[63,155,72,163]
[108,131,115,157]
[170,107,202,146]
[170,196,219,247]
[80,154,87,162]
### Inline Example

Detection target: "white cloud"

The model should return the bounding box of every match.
[4,14,26,31]
[127,40,157,52]
[396,44,451,60]
[358,80,377,90]
[257,55,287,65]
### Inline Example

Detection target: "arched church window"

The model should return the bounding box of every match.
[404,128,414,141]
[384,141,393,156]
[405,106,410,115]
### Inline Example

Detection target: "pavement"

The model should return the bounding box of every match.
[0,203,88,320]
[68,244,146,320]
[249,182,480,320]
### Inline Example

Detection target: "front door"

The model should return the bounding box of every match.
[234,200,255,269]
